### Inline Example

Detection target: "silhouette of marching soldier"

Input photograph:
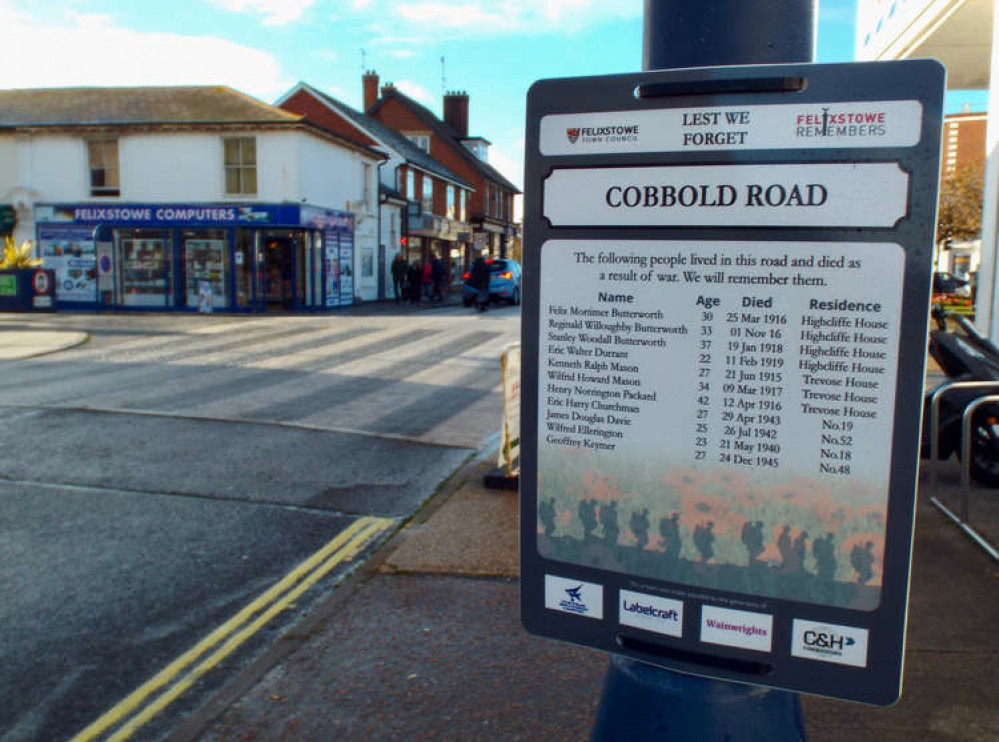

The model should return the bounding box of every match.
[539,498,557,537]
[630,508,650,550]
[659,512,682,562]
[693,521,715,562]
[741,520,765,565]
[813,532,837,580]
[600,501,619,546]
[851,541,876,584]
[579,499,598,540]
[790,530,808,573]
[777,525,793,571]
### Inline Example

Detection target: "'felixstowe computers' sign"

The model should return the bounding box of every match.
[520,61,944,705]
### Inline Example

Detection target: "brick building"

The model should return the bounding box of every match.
[277,81,474,297]
[362,72,520,265]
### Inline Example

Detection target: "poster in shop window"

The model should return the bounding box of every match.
[520,61,944,705]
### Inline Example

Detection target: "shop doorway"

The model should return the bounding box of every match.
[264,235,295,310]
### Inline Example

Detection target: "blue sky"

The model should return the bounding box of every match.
[0,0,990,197]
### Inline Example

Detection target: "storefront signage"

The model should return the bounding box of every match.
[521,61,944,706]
[36,203,282,227]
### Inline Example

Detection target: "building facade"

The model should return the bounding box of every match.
[276,80,474,297]
[0,86,383,310]
[363,72,520,267]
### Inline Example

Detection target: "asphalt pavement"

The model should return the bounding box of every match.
[3,313,997,741]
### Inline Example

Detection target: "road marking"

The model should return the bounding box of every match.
[71,516,395,742]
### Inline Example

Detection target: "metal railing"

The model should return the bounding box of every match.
[927,380,999,560]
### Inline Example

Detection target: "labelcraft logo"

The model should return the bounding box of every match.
[619,590,684,637]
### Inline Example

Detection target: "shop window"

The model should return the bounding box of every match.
[224,137,257,195]
[114,229,172,307]
[183,229,228,309]
[88,138,120,197]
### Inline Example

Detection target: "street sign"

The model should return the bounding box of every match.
[520,61,944,705]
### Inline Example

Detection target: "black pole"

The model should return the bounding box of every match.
[591,3,816,739]
[643,0,816,71]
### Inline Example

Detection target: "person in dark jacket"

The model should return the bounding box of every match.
[407,260,422,305]
[391,253,408,302]
[469,251,491,311]
[431,253,446,302]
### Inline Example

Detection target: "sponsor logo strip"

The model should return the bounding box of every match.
[700,606,773,653]
[791,619,869,668]
[619,590,683,637]
[544,575,604,620]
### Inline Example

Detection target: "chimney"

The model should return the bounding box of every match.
[362,70,379,112]
[443,90,469,138]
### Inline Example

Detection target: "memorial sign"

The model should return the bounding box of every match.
[520,61,944,704]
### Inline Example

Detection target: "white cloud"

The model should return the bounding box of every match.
[394,80,435,105]
[0,10,290,101]
[211,0,315,26]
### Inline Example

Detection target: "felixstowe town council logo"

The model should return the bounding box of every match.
[565,123,639,146]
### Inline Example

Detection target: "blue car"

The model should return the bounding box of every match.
[463,258,522,306]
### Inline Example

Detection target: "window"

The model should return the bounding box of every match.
[88,139,120,196]
[407,169,415,200]
[459,190,466,222]
[407,133,431,152]
[422,175,433,215]
[224,137,257,195]
[446,185,456,219]
[363,163,373,209]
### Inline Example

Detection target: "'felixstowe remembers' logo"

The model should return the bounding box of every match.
[566,128,580,144]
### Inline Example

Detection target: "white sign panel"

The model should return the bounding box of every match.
[791,619,870,668]
[701,606,774,653]
[540,101,923,156]
[543,164,909,228]
[538,239,904,611]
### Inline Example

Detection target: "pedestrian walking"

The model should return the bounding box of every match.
[391,253,408,302]
[407,260,422,305]
[431,252,446,302]
[468,250,491,312]
[422,258,433,301]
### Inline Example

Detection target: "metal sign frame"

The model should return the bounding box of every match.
[520,60,944,705]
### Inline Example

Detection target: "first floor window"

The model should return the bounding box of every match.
[224,137,257,195]
[88,138,120,196]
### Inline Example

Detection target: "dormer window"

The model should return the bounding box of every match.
[406,133,431,153]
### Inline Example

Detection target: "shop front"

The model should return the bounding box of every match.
[34,203,354,312]
[406,212,470,291]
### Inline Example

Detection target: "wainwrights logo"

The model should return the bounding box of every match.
[544,575,603,619]
[564,124,640,146]
[794,106,888,140]
[701,606,773,652]
[791,619,869,667]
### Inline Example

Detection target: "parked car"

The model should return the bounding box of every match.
[462,258,522,306]
[933,271,970,297]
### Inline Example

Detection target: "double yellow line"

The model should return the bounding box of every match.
[72,516,394,742]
